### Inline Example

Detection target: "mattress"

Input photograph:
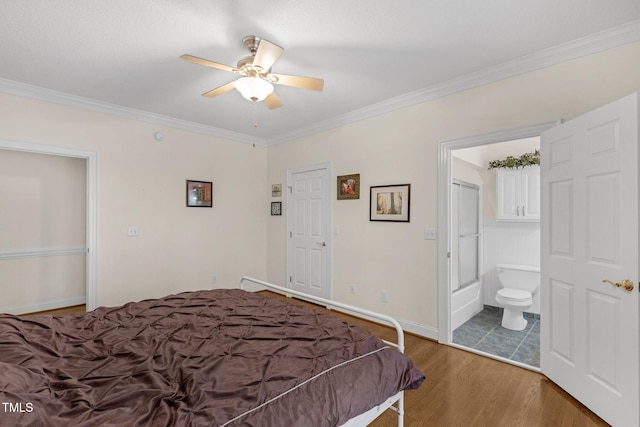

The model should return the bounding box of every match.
[0,288,424,426]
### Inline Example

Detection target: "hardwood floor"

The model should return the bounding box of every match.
[20,305,86,317]
[269,294,608,427]
[20,298,608,427]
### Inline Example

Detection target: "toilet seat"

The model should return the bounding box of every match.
[496,288,532,304]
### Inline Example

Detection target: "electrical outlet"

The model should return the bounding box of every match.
[211,275,217,284]
[381,291,389,303]
[127,226,140,237]
[349,284,356,294]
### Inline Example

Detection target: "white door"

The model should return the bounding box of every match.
[541,93,639,427]
[287,163,331,299]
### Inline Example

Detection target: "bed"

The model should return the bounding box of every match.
[0,277,424,426]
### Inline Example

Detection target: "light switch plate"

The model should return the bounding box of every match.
[424,228,437,240]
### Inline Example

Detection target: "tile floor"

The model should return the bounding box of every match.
[452,305,540,368]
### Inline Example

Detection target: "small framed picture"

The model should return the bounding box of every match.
[272,184,282,197]
[370,184,410,222]
[271,201,282,216]
[337,174,360,200]
[186,180,213,207]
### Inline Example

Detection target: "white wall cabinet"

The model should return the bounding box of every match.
[496,166,540,221]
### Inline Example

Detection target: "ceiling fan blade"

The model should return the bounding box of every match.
[253,40,283,71]
[180,54,237,73]
[202,81,237,98]
[264,92,283,110]
[271,73,324,91]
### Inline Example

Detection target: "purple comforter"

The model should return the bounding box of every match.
[0,289,424,426]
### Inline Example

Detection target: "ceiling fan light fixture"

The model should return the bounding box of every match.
[235,77,273,102]
[181,35,323,110]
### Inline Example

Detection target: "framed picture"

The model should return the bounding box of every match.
[271,201,282,216]
[186,180,213,207]
[272,184,282,197]
[370,184,411,222]
[337,174,360,200]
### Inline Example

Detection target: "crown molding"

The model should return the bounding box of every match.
[267,19,640,146]
[1,20,639,147]
[0,78,268,147]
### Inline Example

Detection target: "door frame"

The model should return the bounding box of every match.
[437,121,556,361]
[286,161,332,299]
[0,139,98,310]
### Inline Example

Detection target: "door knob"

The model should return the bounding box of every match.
[602,279,634,292]
[316,242,326,247]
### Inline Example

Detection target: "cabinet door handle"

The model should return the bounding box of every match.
[516,206,520,216]
[523,206,526,216]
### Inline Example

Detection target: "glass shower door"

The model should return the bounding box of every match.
[452,181,480,290]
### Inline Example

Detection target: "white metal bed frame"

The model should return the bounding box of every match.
[239,277,406,427]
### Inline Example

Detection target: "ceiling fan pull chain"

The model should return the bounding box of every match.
[253,101,259,128]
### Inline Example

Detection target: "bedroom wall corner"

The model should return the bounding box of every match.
[0,93,269,307]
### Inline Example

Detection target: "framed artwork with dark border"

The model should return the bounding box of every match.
[370,184,410,222]
[271,201,282,216]
[337,174,360,200]
[186,180,213,207]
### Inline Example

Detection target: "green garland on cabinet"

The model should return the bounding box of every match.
[487,149,540,170]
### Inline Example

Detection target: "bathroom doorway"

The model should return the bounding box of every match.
[437,122,555,371]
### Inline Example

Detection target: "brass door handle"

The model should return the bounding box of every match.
[602,279,634,292]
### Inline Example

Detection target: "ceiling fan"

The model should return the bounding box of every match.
[180,35,324,109]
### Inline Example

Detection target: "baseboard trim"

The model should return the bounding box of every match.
[397,319,439,341]
[327,304,439,341]
[248,284,440,341]
[2,296,86,315]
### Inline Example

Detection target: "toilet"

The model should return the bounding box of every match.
[495,264,540,331]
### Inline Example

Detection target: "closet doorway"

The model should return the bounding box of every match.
[0,139,97,312]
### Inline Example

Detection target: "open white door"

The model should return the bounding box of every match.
[287,163,331,299]
[541,93,639,426]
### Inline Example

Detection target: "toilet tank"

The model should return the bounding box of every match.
[496,264,540,294]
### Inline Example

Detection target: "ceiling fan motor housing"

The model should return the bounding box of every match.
[242,35,261,55]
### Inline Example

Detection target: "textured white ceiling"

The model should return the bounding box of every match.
[1,1,639,144]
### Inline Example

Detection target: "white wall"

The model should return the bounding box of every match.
[266,41,640,334]
[0,93,268,307]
